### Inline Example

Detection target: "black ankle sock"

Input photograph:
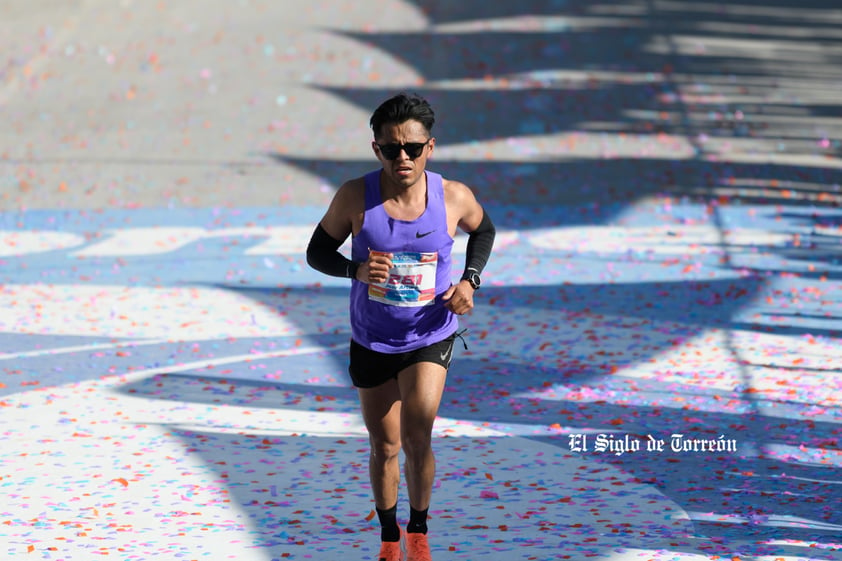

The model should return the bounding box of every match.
[406,506,428,534]
[376,504,400,542]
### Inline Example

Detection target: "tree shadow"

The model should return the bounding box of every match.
[724,208,842,283]
[273,153,842,210]
[6,0,841,557]
[115,349,841,557]
[277,0,842,210]
[407,0,842,30]
[113,275,840,554]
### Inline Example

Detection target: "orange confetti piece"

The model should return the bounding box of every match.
[364,510,376,522]
[113,478,129,488]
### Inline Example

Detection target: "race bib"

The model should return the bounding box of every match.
[368,251,438,307]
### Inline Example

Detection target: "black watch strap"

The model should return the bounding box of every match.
[462,271,481,290]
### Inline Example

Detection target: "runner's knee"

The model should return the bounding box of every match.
[400,430,432,460]
[369,436,402,463]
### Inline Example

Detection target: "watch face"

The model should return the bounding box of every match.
[470,273,481,289]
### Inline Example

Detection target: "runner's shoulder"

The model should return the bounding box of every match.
[442,178,477,201]
[442,178,479,211]
[332,177,367,210]
[337,176,366,198]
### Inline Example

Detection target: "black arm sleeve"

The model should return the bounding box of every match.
[306,223,359,279]
[461,209,495,280]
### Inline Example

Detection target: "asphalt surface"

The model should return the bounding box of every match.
[1,1,841,560]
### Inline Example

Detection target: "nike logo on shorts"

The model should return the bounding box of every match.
[416,230,435,238]
[440,341,453,364]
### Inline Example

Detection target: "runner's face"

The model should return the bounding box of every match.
[372,120,434,189]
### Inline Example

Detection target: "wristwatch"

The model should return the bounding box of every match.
[463,271,481,290]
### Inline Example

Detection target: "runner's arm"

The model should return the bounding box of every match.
[306,182,359,279]
[306,224,358,279]
[461,208,495,280]
[454,184,495,279]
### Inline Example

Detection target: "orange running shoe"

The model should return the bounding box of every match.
[405,532,432,561]
[376,538,403,561]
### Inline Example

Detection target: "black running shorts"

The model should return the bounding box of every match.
[348,333,457,389]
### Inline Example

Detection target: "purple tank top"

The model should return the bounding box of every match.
[350,170,458,353]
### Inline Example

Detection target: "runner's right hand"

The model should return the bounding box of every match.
[361,250,393,284]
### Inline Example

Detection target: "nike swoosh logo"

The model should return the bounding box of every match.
[416,230,435,238]
[440,341,453,363]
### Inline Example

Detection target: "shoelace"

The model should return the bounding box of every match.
[405,533,432,561]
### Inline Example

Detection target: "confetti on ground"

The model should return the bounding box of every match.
[1,1,841,560]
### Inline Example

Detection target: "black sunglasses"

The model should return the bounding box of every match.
[375,140,430,160]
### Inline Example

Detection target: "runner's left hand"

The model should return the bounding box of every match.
[442,281,474,315]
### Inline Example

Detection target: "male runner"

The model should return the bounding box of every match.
[306,93,495,561]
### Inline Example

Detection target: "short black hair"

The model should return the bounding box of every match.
[369,93,435,139]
